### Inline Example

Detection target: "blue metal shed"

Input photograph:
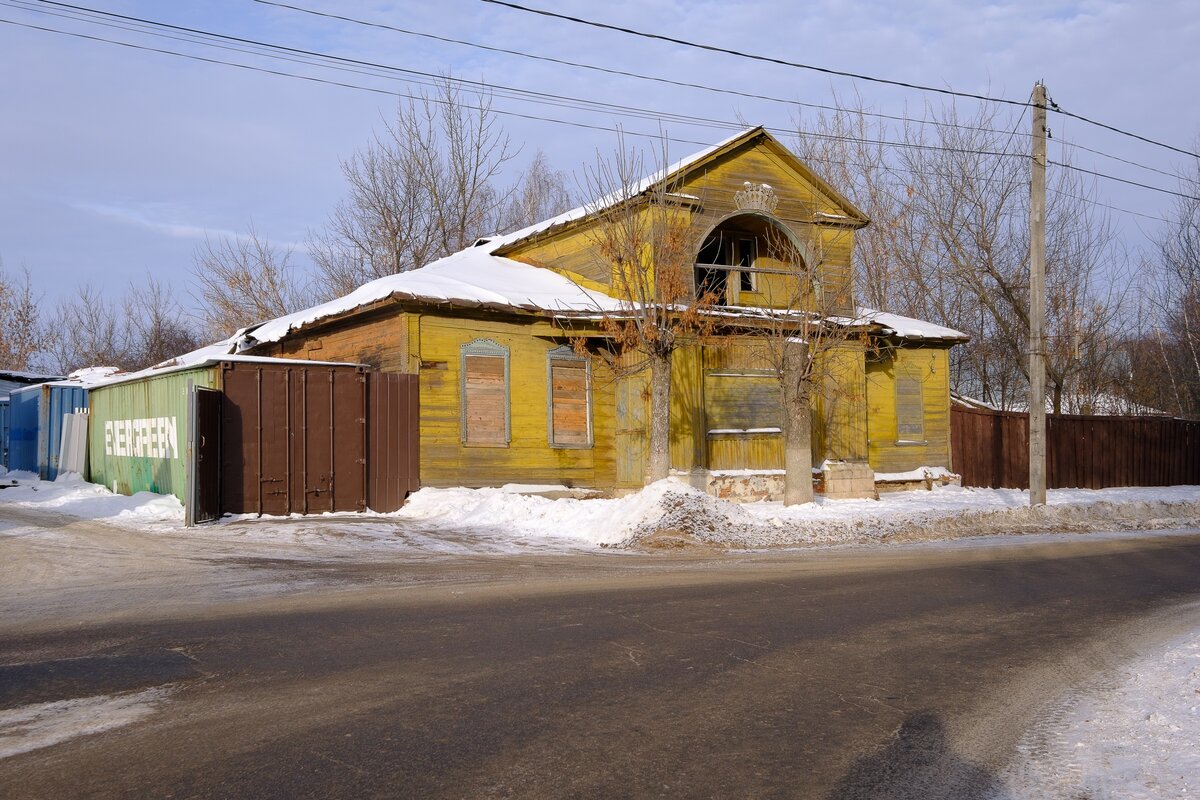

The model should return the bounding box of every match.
[0,396,9,469]
[0,370,65,398]
[6,382,89,479]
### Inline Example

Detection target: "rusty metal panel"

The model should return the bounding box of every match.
[220,362,369,516]
[334,369,367,512]
[366,372,419,512]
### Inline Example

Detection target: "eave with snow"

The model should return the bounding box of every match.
[221,126,966,498]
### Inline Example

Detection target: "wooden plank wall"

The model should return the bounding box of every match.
[866,348,952,473]
[417,315,617,488]
[951,406,1200,489]
[266,307,414,372]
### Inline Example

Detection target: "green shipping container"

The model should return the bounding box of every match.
[87,365,219,503]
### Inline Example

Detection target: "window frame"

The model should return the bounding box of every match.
[737,236,758,293]
[546,345,593,449]
[460,338,511,447]
[894,372,926,444]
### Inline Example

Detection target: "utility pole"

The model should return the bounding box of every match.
[1029,81,1048,506]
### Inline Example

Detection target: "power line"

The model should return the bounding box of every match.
[1047,188,1170,224]
[482,0,1200,161]
[1048,160,1198,201]
[253,0,1033,141]
[0,15,724,144]
[1,19,1176,229]
[254,0,1185,187]
[1054,137,1181,182]
[1049,101,1199,160]
[8,2,1035,163]
[6,7,1196,205]
[479,0,1032,109]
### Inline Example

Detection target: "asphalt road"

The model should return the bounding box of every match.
[3,522,1200,799]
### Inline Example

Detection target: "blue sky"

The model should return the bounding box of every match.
[1,0,1197,311]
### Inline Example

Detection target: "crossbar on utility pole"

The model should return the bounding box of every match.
[1029,82,1048,506]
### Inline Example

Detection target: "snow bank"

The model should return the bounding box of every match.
[1002,623,1200,799]
[396,479,719,547]
[397,481,1200,550]
[3,474,1198,553]
[0,474,183,529]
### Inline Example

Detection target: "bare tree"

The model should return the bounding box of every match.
[191,228,317,339]
[310,79,517,297]
[582,136,716,482]
[498,150,573,233]
[0,261,50,372]
[796,101,1129,413]
[752,217,866,504]
[48,284,131,374]
[1142,152,1200,416]
[127,276,203,369]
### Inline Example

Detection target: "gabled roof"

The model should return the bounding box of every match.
[492,126,868,256]
[222,129,961,351]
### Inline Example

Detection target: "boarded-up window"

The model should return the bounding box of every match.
[548,348,591,447]
[461,339,509,446]
[705,373,781,432]
[896,375,925,441]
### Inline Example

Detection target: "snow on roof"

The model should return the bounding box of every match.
[68,366,121,383]
[92,354,369,389]
[0,369,65,383]
[481,126,757,253]
[244,245,626,347]
[855,308,969,341]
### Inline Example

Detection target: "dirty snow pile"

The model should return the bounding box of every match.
[396,479,1200,549]
[1001,625,1200,799]
[0,474,183,530]
[394,480,748,548]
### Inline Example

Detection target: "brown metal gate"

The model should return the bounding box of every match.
[220,362,367,515]
[366,372,419,512]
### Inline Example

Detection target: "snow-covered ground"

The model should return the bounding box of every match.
[2,476,1199,790]
[1001,618,1200,799]
[1,473,1198,553]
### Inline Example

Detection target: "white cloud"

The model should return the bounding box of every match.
[70,201,307,251]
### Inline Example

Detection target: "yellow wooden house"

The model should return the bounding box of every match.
[237,127,967,498]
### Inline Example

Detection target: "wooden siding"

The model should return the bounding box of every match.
[952,407,1200,489]
[417,314,616,488]
[264,306,415,372]
[708,433,784,470]
[813,344,869,463]
[866,346,952,473]
[614,357,648,487]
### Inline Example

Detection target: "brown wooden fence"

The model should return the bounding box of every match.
[951,405,1200,489]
